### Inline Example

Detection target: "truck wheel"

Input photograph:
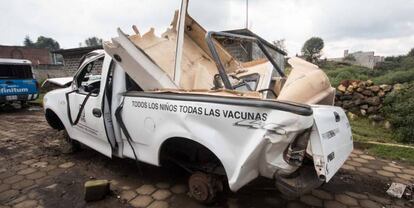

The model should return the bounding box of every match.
[57,130,80,154]
[20,101,29,108]
[188,172,222,204]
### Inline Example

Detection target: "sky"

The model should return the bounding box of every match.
[1,0,414,58]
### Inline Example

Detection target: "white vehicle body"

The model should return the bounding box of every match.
[43,49,352,194]
[43,6,352,199]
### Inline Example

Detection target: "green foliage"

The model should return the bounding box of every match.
[372,70,414,85]
[84,37,103,47]
[36,36,60,50]
[371,56,414,85]
[301,37,324,63]
[382,83,414,144]
[374,60,401,71]
[322,64,374,86]
[23,35,60,50]
[23,36,35,47]
[408,48,414,57]
[322,55,414,86]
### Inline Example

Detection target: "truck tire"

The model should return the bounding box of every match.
[188,172,223,204]
[56,130,80,154]
[20,101,29,108]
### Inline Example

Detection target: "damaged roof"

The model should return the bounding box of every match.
[52,45,103,56]
[223,28,287,56]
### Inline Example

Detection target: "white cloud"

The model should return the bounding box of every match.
[1,0,413,57]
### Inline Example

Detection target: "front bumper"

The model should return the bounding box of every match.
[0,94,38,103]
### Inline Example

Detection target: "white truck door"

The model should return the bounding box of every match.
[66,54,113,157]
[309,105,353,181]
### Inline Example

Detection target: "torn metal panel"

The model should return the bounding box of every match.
[104,29,178,90]
[277,57,335,105]
[104,11,271,91]
[42,77,73,88]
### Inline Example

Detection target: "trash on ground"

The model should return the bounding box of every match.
[386,182,406,198]
[403,184,413,201]
[84,179,110,202]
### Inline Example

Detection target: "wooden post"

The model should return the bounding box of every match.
[173,0,189,86]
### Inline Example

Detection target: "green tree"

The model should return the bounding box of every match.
[84,36,103,47]
[23,35,35,47]
[35,36,60,50]
[408,48,414,57]
[23,35,60,51]
[301,37,324,63]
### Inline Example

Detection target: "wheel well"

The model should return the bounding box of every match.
[45,109,65,130]
[159,138,226,176]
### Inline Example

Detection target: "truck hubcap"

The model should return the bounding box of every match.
[188,172,213,202]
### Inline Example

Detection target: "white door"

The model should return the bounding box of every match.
[66,55,113,157]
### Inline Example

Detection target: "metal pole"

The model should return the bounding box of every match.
[173,0,189,85]
[246,0,249,28]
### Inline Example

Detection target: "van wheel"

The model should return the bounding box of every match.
[188,172,222,204]
[57,130,80,154]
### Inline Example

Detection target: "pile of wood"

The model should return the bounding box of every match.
[335,80,400,119]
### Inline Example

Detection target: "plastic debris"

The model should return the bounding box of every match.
[386,182,406,198]
[84,179,110,202]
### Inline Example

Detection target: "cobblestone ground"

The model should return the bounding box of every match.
[0,108,413,208]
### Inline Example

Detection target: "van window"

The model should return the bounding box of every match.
[0,64,33,79]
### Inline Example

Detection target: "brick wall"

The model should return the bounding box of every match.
[32,56,104,81]
[220,41,285,75]
[0,46,52,65]
[221,41,252,62]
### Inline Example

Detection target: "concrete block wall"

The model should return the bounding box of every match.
[32,65,75,81]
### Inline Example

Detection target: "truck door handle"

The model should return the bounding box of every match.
[92,108,102,118]
[334,112,340,122]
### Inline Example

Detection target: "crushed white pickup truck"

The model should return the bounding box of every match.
[43,4,353,203]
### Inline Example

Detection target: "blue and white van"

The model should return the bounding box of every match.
[0,58,39,105]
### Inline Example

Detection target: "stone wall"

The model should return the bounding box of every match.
[335,80,402,120]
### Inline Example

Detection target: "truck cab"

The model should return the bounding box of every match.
[0,58,39,106]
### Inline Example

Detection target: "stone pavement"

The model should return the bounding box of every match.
[0,109,413,208]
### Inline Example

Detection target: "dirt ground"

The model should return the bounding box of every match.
[0,106,413,208]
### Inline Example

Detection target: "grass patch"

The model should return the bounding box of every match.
[350,117,414,164]
[363,144,414,165]
[350,117,394,143]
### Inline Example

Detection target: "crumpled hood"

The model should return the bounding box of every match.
[277,57,335,105]
[41,77,73,88]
